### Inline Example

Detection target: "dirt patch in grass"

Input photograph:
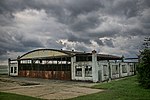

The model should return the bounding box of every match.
[0,77,40,86]
[0,76,102,100]
[18,82,40,86]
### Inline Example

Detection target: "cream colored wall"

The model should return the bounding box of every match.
[21,50,68,59]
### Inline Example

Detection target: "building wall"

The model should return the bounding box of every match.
[9,61,18,76]
[72,60,137,82]
[120,63,128,77]
[71,61,92,81]
[71,51,137,82]
[99,62,136,82]
[18,59,71,80]
[97,62,109,81]
[18,70,71,80]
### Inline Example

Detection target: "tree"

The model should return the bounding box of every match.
[137,37,150,89]
[143,37,150,49]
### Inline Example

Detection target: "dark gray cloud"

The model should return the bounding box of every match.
[46,38,64,49]
[0,0,150,64]
[0,13,14,26]
[64,0,103,16]
[94,38,103,46]
[67,33,91,44]
[0,48,7,56]
[0,30,22,52]
[69,11,101,32]
[103,0,139,18]
[74,44,89,52]
[103,39,114,48]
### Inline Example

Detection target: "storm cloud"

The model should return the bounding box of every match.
[0,0,150,64]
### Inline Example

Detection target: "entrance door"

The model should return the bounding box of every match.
[10,61,18,76]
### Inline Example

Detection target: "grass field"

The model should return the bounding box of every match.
[1,76,150,100]
[0,92,43,100]
[69,76,150,100]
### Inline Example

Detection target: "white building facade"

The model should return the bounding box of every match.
[71,50,137,82]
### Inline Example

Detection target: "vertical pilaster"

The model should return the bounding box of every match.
[17,59,20,76]
[101,64,104,81]
[108,62,112,81]
[127,63,130,76]
[71,56,76,80]
[118,63,121,78]
[92,50,98,82]
[119,63,122,77]
[8,58,11,76]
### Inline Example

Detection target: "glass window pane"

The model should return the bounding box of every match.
[85,65,92,77]
[75,65,82,77]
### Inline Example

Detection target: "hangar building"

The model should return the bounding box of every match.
[8,49,137,82]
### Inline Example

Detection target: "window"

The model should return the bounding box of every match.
[11,67,13,73]
[112,65,119,75]
[14,67,17,73]
[130,65,134,72]
[75,65,82,77]
[21,60,31,64]
[103,65,108,76]
[122,65,127,73]
[85,65,92,77]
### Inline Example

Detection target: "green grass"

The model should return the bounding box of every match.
[0,92,43,100]
[69,76,150,100]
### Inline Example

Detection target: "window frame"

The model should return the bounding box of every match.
[75,65,82,77]
[85,65,92,77]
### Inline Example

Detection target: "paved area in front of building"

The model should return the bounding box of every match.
[0,75,103,100]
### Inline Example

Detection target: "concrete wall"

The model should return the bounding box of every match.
[72,61,92,81]
[72,61,137,82]
[71,51,137,82]
[97,62,136,82]
[97,62,109,81]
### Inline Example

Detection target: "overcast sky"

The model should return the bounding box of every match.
[0,0,150,64]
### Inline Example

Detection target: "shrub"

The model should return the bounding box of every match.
[137,49,150,89]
